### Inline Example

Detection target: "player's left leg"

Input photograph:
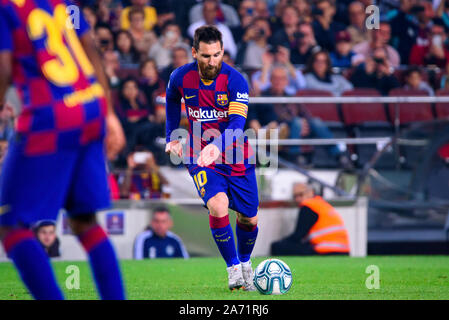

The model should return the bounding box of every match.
[66,140,125,300]
[227,171,260,291]
[67,213,125,300]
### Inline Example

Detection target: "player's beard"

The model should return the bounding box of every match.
[198,60,222,80]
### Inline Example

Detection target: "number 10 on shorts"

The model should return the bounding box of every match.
[193,170,207,198]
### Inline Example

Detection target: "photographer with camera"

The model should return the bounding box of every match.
[409,18,449,68]
[311,0,346,53]
[290,21,322,65]
[350,47,400,96]
[237,17,273,70]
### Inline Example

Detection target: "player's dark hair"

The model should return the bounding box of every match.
[193,25,223,51]
[153,206,171,215]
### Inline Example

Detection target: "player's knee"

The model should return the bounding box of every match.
[237,214,258,228]
[67,213,97,236]
[207,193,229,218]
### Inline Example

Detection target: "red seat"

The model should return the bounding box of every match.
[341,88,387,125]
[435,89,449,119]
[296,89,340,122]
[388,88,433,124]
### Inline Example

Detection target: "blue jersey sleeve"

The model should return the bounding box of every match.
[165,68,182,142]
[0,6,13,52]
[211,70,249,151]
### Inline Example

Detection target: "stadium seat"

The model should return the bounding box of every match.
[435,89,449,119]
[341,89,395,168]
[296,89,345,168]
[387,88,433,125]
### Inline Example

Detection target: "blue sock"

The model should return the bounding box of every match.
[209,215,240,267]
[78,225,126,300]
[236,220,258,263]
[2,229,64,300]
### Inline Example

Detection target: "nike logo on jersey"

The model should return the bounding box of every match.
[185,95,196,99]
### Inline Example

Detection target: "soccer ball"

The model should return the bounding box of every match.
[253,259,293,295]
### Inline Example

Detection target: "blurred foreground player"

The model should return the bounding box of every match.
[165,25,259,291]
[0,0,126,299]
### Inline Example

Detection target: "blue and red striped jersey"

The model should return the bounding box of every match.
[166,61,255,176]
[0,0,107,156]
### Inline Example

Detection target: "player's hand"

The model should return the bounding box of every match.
[197,143,220,167]
[165,140,183,158]
[105,112,126,160]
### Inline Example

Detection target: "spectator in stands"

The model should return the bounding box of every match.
[187,0,237,59]
[149,21,191,70]
[271,182,350,256]
[139,59,165,114]
[96,0,121,31]
[103,50,121,88]
[311,0,346,53]
[120,0,157,31]
[231,0,257,44]
[409,18,449,68]
[440,62,449,89]
[127,6,157,55]
[118,76,155,152]
[330,30,356,68]
[436,0,449,30]
[82,5,98,28]
[237,17,273,70]
[352,20,401,68]
[94,22,115,53]
[252,45,306,96]
[403,66,435,96]
[120,150,170,200]
[290,21,322,65]
[291,0,312,23]
[303,50,354,96]
[386,0,418,65]
[249,65,351,168]
[350,47,401,95]
[189,0,240,28]
[346,1,369,46]
[271,5,301,50]
[32,220,60,258]
[115,30,141,68]
[133,206,189,259]
[160,46,191,84]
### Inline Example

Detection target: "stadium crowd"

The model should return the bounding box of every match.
[3,0,449,198]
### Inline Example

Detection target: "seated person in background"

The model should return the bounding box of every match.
[114,30,142,68]
[160,46,191,84]
[134,207,189,259]
[271,182,350,256]
[403,66,435,96]
[251,45,306,96]
[119,150,170,200]
[32,220,60,258]
[120,0,157,31]
[304,50,354,96]
[330,30,356,68]
[409,18,449,69]
[350,47,401,96]
[249,65,352,169]
[117,76,156,153]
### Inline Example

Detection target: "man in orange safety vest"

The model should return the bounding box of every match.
[271,182,350,256]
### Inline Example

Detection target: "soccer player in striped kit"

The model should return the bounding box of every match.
[0,0,126,299]
[165,25,259,291]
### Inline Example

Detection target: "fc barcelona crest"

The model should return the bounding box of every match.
[217,94,228,106]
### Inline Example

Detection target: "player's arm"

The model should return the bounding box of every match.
[0,7,13,110]
[79,30,125,160]
[198,73,249,167]
[165,70,183,157]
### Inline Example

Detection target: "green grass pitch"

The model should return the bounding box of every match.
[1,256,449,300]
